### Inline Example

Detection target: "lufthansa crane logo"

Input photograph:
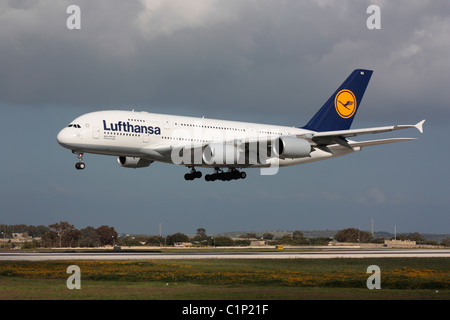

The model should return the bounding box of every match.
[335,89,357,119]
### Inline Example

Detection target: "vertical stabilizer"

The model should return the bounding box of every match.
[303,69,373,132]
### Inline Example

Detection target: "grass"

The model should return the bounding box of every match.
[0,258,448,299]
[1,278,448,300]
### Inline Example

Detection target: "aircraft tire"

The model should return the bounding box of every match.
[75,162,85,170]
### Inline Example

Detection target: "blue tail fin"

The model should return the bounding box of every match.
[302,69,373,132]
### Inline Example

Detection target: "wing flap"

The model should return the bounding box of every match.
[348,138,416,148]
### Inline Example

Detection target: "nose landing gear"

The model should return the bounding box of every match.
[74,152,85,170]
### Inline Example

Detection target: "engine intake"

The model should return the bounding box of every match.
[272,137,311,158]
[117,156,153,168]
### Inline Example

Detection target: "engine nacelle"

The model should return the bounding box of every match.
[203,143,242,165]
[272,137,311,158]
[117,156,153,168]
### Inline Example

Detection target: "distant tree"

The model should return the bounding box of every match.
[335,228,372,243]
[292,231,304,240]
[309,237,330,245]
[96,225,118,246]
[213,236,234,247]
[41,230,59,247]
[43,221,81,247]
[32,225,51,238]
[145,235,163,246]
[1,224,50,238]
[196,228,207,238]
[79,226,100,247]
[166,233,189,245]
[63,229,82,247]
[118,236,143,246]
[234,239,251,246]
[359,231,373,243]
[398,232,425,243]
[277,234,294,245]
[22,241,37,249]
[441,237,450,247]
[193,228,208,242]
[262,233,274,240]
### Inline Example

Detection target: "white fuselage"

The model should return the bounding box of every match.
[57,110,357,168]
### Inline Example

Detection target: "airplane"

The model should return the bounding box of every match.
[57,69,425,181]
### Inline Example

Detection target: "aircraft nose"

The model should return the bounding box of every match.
[57,128,72,147]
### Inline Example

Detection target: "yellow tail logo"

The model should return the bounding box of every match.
[335,89,357,119]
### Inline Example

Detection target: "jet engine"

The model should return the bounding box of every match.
[117,156,153,168]
[272,137,311,158]
[203,143,242,165]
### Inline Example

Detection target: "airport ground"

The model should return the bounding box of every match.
[1,277,448,300]
[0,247,449,300]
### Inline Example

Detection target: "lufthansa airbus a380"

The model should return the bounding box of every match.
[57,69,425,181]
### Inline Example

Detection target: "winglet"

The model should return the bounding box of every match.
[415,120,425,133]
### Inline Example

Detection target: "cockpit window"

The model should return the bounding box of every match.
[68,124,81,128]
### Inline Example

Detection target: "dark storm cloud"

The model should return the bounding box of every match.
[1,0,448,123]
[1,1,449,235]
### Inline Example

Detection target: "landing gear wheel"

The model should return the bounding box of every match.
[184,167,202,180]
[74,152,85,170]
[204,168,246,181]
[75,162,85,170]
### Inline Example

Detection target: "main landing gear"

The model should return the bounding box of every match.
[184,167,202,180]
[74,152,86,170]
[184,167,246,181]
[204,168,246,181]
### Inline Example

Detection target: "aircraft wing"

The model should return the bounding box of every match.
[301,120,425,147]
[139,120,425,161]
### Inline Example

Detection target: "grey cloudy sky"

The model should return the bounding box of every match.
[1,0,449,235]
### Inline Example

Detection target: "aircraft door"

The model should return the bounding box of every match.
[93,127,100,139]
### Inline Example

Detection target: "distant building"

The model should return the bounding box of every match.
[384,239,416,247]
[174,242,193,247]
[250,240,268,246]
